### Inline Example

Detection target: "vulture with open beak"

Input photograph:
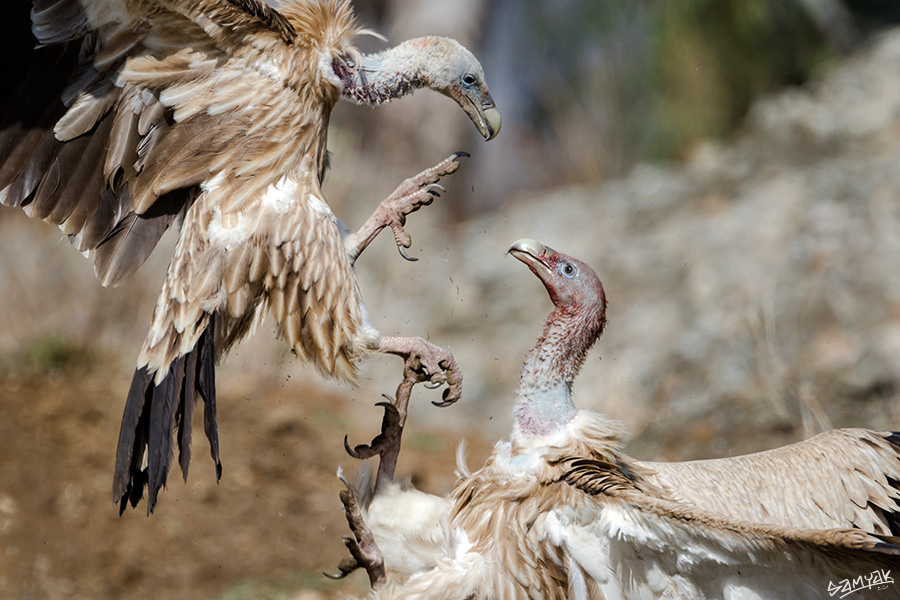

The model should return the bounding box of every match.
[0,0,500,513]
[335,240,900,599]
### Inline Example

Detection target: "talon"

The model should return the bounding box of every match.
[374,400,399,415]
[398,245,418,262]
[424,381,442,389]
[347,154,468,263]
[451,151,471,160]
[334,475,387,589]
[344,435,364,459]
[432,384,461,407]
[343,401,402,461]
[324,556,361,580]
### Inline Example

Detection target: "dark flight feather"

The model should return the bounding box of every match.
[92,190,185,287]
[114,315,220,514]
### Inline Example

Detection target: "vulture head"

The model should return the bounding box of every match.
[506,239,607,437]
[342,36,502,140]
[508,237,607,404]
[508,238,607,338]
[414,37,502,141]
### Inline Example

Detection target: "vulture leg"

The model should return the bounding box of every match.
[345,152,469,264]
[326,474,387,589]
[328,401,397,586]
[345,334,460,483]
[344,399,404,487]
[331,339,456,586]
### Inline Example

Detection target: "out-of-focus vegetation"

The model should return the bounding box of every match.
[650,0,828,159]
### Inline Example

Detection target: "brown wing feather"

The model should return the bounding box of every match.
[2,0,360,287]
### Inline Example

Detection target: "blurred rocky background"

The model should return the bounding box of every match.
[1,1,899,598]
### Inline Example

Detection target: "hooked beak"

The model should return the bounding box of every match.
[462,92,501,141]
[508,238,553,284]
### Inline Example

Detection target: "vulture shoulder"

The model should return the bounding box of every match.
[1,0,360,287]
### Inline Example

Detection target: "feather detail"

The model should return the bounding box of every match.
[93,191,184,287]
[638,428,900,536]
[31,0,90,45]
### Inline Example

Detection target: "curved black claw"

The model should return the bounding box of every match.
[432,391,458,408]
[324,552,361,580]
[344,401,402,460]
[451,151,471,160]
[429,357,462,408]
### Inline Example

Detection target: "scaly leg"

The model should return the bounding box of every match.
[326,471,388,589]
[345,152,469,265]
[326,403,397,587]
[329,337,462,585]
[349,335,461,485]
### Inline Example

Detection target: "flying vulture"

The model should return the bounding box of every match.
[334,239,900,599]
[0,0,501,513]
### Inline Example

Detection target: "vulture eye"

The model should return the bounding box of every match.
[561,263,577,278]
[461,73,478,87]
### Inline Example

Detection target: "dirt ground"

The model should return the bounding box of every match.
[0,364,493,600]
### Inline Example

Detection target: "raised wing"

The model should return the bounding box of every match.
[556,457,900,600]
[0,0,357,286]
[635,429,900,535]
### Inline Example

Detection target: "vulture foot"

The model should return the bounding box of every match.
[334,338,461,588]
[377,335,462,408]
[346,152,470,264]
[344,399,404,485]
[326,474,386,590]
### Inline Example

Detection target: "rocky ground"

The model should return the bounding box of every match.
[0,26,899,600]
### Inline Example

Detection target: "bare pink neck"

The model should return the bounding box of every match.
[514,306,600,438]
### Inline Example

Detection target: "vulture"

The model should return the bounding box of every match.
[0,0,501,513]
[334,239,900,599]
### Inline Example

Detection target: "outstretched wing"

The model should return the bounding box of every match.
[0,0,358,286]
[635,429,900,535]
[555,457,900,600]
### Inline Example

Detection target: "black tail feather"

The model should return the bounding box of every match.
[176,349,197,481]
[113,317,221,514]
[146,356,183,509]
[113,366,152,514]
[198,313,222,481]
